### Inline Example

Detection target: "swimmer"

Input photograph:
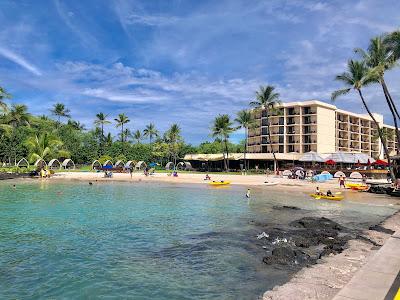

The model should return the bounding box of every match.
[89,182,93,185]
[246,188,251,198]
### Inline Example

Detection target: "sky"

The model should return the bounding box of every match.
[0,0,399,144]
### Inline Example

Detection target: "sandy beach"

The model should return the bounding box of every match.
[51,171,347,191]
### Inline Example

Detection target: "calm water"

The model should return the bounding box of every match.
[0,180,397,299]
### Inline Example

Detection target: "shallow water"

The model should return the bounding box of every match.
[0,180,397,299]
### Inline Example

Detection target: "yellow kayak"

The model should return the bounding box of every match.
[209,181,231,186]
[310,194,344,201]
[345,183,364,188]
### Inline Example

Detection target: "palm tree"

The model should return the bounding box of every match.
[235,109,255,174]
[94,113,110,138]
[143,123,159,144]
[0,86,11,113]
[105,133,113,147]
[94,112,111,152]
[6,104,30,127]
[355,36,400,152]
[114,113,130,142]
[119,128,132,143]
[67,120,85,130]
[211,115,235,171]
[51,103,71,126]
[133,130,143,144]
[165,123,182,168]
[25,132,69,163]
[331,59,395,181]
[250,85,281,172]
[385,30,400,61]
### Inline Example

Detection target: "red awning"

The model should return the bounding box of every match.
[373,159,389,166]
[325,159,336,165]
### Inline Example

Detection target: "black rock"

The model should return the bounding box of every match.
[289,217,343,231]
[273,205,301,210]
[369,225,395,234]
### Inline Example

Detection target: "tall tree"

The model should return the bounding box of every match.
[67,120,85,131]
[119,128,132,143]
[235,109,255,174]
[133,129,143,144]
[143,123,159,144]
[331,59,395,181]
[211,115,235,171]
[114,113,130,142]
[355,36,400,152]
[51,103,71,126]
[385,30,400,61]
[94,112,111,152]
[6,104,30,127]
[0,86,11,113]
[250,85,281,172]
[165,123,182,168]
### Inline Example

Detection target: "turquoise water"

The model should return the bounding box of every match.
[0,180,397,299]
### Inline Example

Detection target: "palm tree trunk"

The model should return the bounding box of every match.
[224,137,229,172]
[381,79,400,153]
[244,127,248,174]
[266,112,278,172]
[358,89,395,181]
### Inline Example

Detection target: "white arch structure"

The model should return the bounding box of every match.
[34,159,47,168]
[103,160,113,167]
[16,158,29,168]
[114,160,125,168]
[92,160,102,169]
[135,161,147,170]
[62,159,75,170]
[165,162,174,170]
[48,159,62,170]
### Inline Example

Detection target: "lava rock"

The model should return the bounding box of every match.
[289,217,343,231]
[369,225,395,234]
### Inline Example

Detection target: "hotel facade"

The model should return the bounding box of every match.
[247,100,398,159]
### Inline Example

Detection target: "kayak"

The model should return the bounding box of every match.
[310,194,344,201]
[345,183,364,188]
[209,181,231,186]
[350,186,369,191]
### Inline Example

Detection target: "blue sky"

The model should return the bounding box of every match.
[0,0,399,144]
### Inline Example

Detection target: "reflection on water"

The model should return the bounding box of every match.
[0,180,397,299]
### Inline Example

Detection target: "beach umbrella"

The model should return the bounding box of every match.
[373,159,389,166]
[149,162,158,167]
[325,159,336,165]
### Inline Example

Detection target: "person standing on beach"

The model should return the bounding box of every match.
[339,175,345,188]
[129,167,133,179]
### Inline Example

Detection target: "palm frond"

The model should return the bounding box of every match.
[331,88,351,101]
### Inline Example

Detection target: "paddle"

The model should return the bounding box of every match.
[335,192,342,195]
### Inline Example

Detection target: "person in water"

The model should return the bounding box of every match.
[246,188,251,198]
[315,186,322,195]
[339,175,345,188]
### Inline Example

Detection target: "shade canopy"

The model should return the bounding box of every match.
[325,152,375,164]
[299,151,325,162]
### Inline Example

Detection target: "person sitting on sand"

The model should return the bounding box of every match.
[326,190,333,197]
[204,174,211,180]
[173,171,178,177]
[315,186,322,195]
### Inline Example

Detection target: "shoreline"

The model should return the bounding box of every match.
[263,210,400,300]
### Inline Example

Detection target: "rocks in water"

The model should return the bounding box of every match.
[272,205,301,211]
[260,217,351,268]
[263,247,314,266]
[369,224,395,234]
[289,217,343,231]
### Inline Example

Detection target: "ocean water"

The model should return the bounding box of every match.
[0,180,397,299]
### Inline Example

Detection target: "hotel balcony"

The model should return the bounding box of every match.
[336,113,349,123]
[287,145,301,153]
[303,116,317,125]
[303,144,317,152]
[286,107,301,116]
[302,107,317,115]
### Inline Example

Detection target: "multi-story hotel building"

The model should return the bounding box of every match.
[247,100,398,159]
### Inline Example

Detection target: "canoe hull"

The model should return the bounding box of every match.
[310,194,344,201]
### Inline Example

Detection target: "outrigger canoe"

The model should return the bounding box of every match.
[310,194,344,201]
[209,181,231,186]
[350,185,369,191]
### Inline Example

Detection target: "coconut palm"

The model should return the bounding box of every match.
[94,112,111,152]
[331,59,395,181]
[165,123,182,167]
[250,85,281,171]
[105,133,113,147]
[25,132,69,163]
[119,128,132,143]
[235,109,255,174]
[0,86,11,113]
[143,123,159,144]
[211,114,235,171]
[133,129,143,144]
[6,104,30,127]
[355,36,400,152]
[114,113,130,142]
[51,103,71,126]
[67,120,85,130]
[385,30,400,61]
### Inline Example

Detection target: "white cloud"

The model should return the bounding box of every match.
[0,47,42,76]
